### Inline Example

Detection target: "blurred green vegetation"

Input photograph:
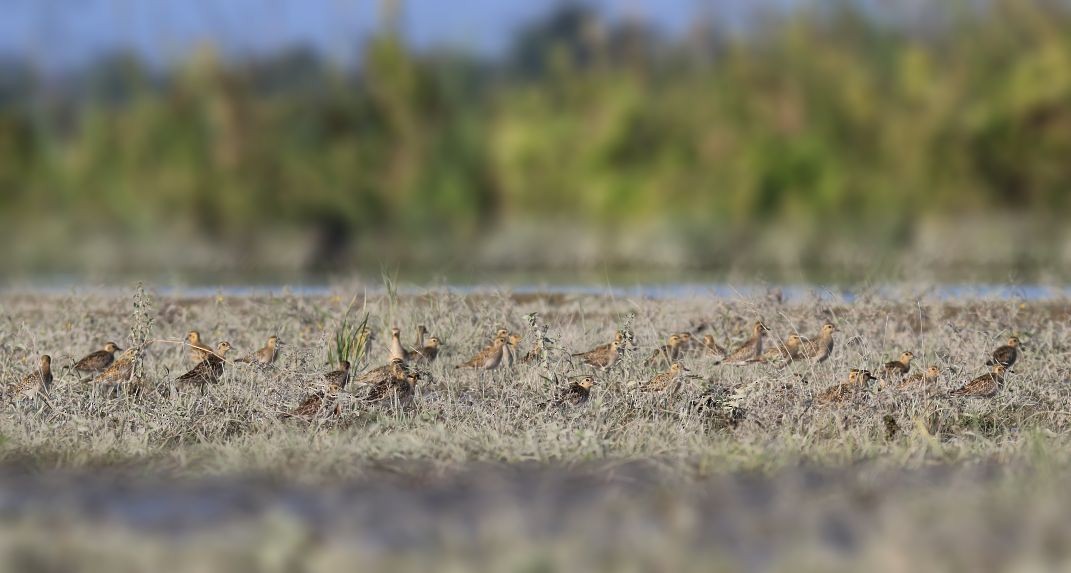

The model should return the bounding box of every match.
[2,1,1071,272]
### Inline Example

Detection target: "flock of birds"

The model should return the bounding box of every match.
[2,315,1025,416]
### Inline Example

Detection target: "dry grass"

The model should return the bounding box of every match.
[1,286,1070,570]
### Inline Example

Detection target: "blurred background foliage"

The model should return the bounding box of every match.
[2,0,1071,278]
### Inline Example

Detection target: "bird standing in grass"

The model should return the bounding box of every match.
[987,337,1022,368]
[185,331,213,364]
[236,335,279,366]
[175,341,231,392]
[882,351,914,379]
[406,336,442,363]
[645,334,683,367]
[456,335,508,370]
[799,323,836,364]
[90,348,137,389]
[574,340,623,370]
[816,368,876,405]
[73,342,122,377]
[722,322,769,364]
[950,364,1007,398]
[6,355,52,403]
[641,362,690,393]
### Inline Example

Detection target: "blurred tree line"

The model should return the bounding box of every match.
[1,1,1070,271]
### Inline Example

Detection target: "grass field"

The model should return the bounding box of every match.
[1,285,1070,571]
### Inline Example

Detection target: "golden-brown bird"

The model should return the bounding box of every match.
[574,340,623,370]
[236,335,279,366]
[175,341,231,392]
[641,362,690,393]
[645,334,683,367]
[882,351,914,379]
[816,368,876,405]
[987,337,1022,368]
[552,375,596,406]
[950,364,1007,398]
[799,323,836,364]
[456,335,508,370]
[73,342,123,376]
[405,336,442,363]
[185,331,213,364]
[6,355,53,403]
[722,322,770,364]
[897,365,941,391]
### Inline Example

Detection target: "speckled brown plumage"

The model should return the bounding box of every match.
[73,342,122,375]
[950,364,1007,398]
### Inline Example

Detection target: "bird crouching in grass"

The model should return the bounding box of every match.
[72,342,122,379]
[950,364,1008,399]
[6,355,53,405]
[987,337,1022,368]
[174,341,231,394]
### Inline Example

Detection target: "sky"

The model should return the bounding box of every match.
[0,0,773,71]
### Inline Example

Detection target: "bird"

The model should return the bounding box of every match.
[365,370,418,405]
[72,342,123,377]
[897,365,941,391]
[175,341,231,392]
[580,331,627,358]
[816,368,876,405]
[950,364,1007,398]
[987,336,1022,368]
[352,358,408,387]
[799,322,836,364]
[700,334,728,358]
[641,362,690,393]
[322,360,352,391]
[6,355,53,403]
[90,348,137,389]
[287,361,351,418]
[573,340,623,370]
[645,334,683,367]
[762,334,802,362]
[456,334,509,370]
[722,322,770,364]
[882,351,914,379]
[236,335,279,366]
[389,327,406,362]
[675,332,696,353]
[185,331,213,364]
[551,375,596,406]
[405,336,442,363]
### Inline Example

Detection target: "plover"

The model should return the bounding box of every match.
[722,322,770,364]
[6,355,52,403]
[553,375,595,406]
[987,337,1022,368]
[799,323,836,364]
[73,342,123,377]
[882,351,914,378]
[175,341,231,392]
[185,331,213,364]
[574,340,623,370]
[236,335,279,366]
[950,364,1007,398]
[645,334,683,367]
[816,368,876,405]
[641,362,689,393]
